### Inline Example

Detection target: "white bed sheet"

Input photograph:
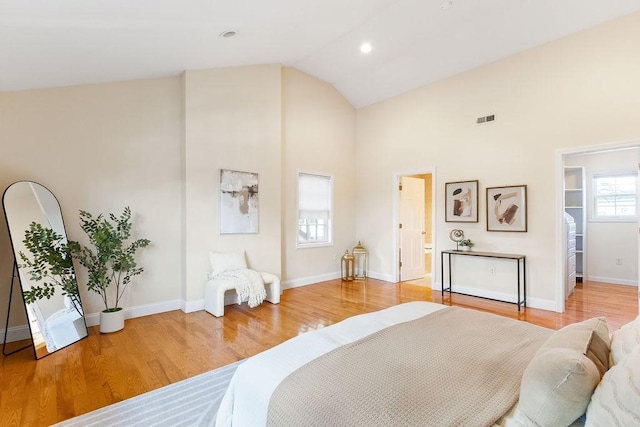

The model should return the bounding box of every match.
[495,403,586,427]
[215,301,446,427]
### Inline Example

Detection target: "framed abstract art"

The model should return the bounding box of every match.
[486,185,527,232]
[445,180,478,223]
[220,169,259,234]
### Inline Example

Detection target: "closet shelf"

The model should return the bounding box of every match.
[564,166,586,286]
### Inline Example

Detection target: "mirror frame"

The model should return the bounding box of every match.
[2,181,88,359]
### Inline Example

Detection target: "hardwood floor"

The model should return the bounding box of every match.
[1,279,637,426]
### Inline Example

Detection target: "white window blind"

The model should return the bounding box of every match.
[593,172,637,220]
[297,172,332,246]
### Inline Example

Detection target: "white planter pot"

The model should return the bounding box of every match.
[100,308,125,333]
[461,246,471,252]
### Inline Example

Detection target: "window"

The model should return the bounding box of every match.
[297,172,333,246]
[593,172,637,221]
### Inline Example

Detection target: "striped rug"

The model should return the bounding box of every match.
[55,360,243,427]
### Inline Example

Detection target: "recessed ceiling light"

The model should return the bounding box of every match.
[219,30,239,38]
[360,42,373,54]
[440,0,453,9]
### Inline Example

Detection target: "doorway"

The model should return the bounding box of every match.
[394,169,435,286]
[557,142,640,313]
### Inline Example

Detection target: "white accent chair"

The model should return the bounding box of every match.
[204,250,281,317]
[204,271,281,317]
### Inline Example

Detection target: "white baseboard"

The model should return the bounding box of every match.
[83,313,100,327]
[526,296,559,312]
[450,285,522,304]
[432,282,557,312]
[0,324,32,343]
[182,299,205,313]
[125,300,182,320]
[281,271,396,288]
[282,270,398,289]
[82,300,184,328]
[587,276,638,287]
[367,271,395,283]
[3,300,184,342]
[282,271,341,289]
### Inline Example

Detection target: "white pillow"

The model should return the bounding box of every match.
[585,344,640,426]
[210,250,248,275]
[519,348,600,427]
[538,317,609,376]
[609,314,640,366]
[517,318,609,427]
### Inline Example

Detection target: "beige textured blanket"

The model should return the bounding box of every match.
[215,269,266,308]
[266,307,552,427]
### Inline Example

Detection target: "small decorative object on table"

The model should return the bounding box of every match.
[459,239,474,252]
[449,229,465,251]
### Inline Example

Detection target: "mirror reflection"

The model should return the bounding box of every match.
[2,181,87,359]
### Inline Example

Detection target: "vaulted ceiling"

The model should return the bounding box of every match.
[2,0,640,107]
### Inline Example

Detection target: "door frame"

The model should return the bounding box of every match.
[555,139,640,313]
[392,167,436,283]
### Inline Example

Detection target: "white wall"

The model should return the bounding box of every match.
[566,149,639,286]
[181,66,357,301]
[0,64,357,339]
[0,78,183,331]
[3,11,640,335]
[281,68,357,287]
[182,65,283,310]
[356,12,640,310]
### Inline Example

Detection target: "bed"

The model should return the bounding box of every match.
[216,301,640,427]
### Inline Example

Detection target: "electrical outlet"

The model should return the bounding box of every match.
[616,258,622,265]
[490,267,496,275]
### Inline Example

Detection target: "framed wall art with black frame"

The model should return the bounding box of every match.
[486,185,527,232]
[445,180,478,223]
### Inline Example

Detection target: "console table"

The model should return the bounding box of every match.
[441,250,526,311]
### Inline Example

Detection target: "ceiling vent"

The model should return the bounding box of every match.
[476,114,495,124]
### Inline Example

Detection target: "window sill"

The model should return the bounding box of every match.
[297,242,333,249]
[589,218,637,223]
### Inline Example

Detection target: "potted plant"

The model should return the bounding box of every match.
[68,207,150,333]
[459,238,474,252]
[18,222,83,316]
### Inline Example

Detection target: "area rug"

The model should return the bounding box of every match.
[55,360,243,427]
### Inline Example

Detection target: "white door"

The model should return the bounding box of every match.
[399,177,425,281]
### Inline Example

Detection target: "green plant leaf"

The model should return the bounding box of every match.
[69,207,150,311]
[18,222,81,314]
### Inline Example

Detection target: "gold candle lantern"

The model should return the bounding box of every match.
[341,250,355,281]
[352,241,368,281]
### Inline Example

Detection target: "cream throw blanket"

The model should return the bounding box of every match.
[267,306,552,426]
[216,269,266,308]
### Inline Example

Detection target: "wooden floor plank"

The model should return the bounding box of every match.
[0,279,637,426]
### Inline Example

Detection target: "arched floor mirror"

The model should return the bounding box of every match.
[2,181,88,359]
